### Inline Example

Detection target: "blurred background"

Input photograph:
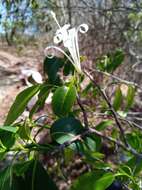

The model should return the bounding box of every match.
[0,0,142,124]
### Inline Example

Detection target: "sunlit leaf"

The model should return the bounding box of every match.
[4,85,40,125]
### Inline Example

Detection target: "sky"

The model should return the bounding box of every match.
[0,1,35,35]
[0,3,6,33]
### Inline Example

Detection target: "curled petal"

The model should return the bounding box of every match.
[44,46,74,64]
[44,45,82,73]
[54,33,63,44]
[78,24,89,34]
[54,24,71,45]
[48,11,89,73]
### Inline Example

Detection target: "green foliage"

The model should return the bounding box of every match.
[0,160,58,190]
[52,85,77,117]
[0,126,18,133]
[51,117,83,144]
[113,86,123,111]
[97,49,124,73]
[125,85,135,111]
[0,166,12,190]
[0,49,141,190]
[44,57,64,85]
[70,171,114,190]
[95,120,113,131]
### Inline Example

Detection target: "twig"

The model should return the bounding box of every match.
[90,68,142,91]
[119,116,142,131]
[49,127,142,158]
[77,95,89,129]
[84,70,129,147]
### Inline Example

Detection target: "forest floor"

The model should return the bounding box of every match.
[0,44,43,124]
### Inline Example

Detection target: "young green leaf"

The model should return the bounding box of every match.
[95,120,113,131]
[110,49,124,72]
[113,87,123,111]
[125,85,135,111]
[0,126,18,133]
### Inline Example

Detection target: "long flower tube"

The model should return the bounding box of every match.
[45,11,89,73]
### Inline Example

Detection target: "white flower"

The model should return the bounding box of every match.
[45,11,88,73]
[20,69,43,86]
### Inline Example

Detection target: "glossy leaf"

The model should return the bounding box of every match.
[44,57,64,84]
[4,85,40,125]
[95,172,115,190]
[51,117,84,144]
[0,132,15,148]
[126,132,141,151]
[52,85,77,117]
[0,126,18,133]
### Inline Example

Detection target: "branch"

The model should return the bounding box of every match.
[90,68,142,91]
[77,95,89,129]
[83,70,129,147]
[49,126,142,158]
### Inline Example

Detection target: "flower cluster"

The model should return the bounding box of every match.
[45,11,88,73]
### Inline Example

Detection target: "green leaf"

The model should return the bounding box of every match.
[13,160,32,176]
[95,120,113,131]
[29,85,51,118]
[110,49,124,72]
[113,87,123,111]
[4,85,40,125]
[52,85,77,117]
[75,136,96,154]
[70,171,114,190]
[0,126,18,133]
[51,117,84,144]
[83,136,96,151]
[0,160,58,190]
[95,172,115,190]
[126,132,141,151]
[0,166,12,190]
[96,49,124,73]
[63,59,75,76]
[23,160,58,190]
[18,124,31,140]
[127,156,142,176]
[125,86,135,111]
[0,132,15,148]
[44,57,64,84]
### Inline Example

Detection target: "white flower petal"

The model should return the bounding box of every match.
[45,11,89,73]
